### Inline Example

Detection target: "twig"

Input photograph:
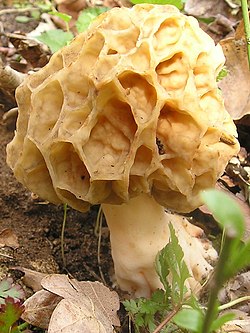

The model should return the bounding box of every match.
[96,207,107,285]
[60,203,68,269]
[0,31,32,40]
[219,296,250,311]
[241,0,250,69]
[152,306,181,333]
[0,252,14,259]
[0,7,38,16]
[0,58,26,91]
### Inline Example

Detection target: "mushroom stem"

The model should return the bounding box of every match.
[102,193,217,298]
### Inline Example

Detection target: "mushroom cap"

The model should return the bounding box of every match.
[7,4,239,213]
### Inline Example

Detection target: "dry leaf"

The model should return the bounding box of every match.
[72,280,120,327]
[185,0,236,18]
[41,274,79,299]
[22,290,62,329]
[48,297,113,333]
[41,275,120,331]
[0,228,19,249]
[12,267,48,292]
[219,20,250,120]
[226,271,250,300]
[9,35,49,68]
[222,318,250,332]
[54,0,86,22]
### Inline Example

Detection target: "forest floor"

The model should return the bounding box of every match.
[0,0,250,332]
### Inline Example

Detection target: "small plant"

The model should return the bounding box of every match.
[0,278,27,332]
[124,189,250,332]
[13,1,53,24]
[124,224,202,333]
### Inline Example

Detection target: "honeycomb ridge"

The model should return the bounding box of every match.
[7,4,239,212]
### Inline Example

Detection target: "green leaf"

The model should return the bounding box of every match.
[216,67,228,82]
[0,279,25,305]
[15,16,32,23]
[173,308,203,332]
[0,298,24,333]
[155,248,170,292]
[123,289,170,332]
[130,0,185,10]
[76,7,108,33]
[201,189,245,239]
[49,11,72,23]
[37,30,74,53]
[37,3,53,12]
[156,224,190,304]
[211,312,235,331]
[197,17,215,24]
[31,10,41,20]
[224,239,250,279]
[123,299,139,314]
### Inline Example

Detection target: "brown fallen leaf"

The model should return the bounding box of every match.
[184,0,238,20]
[11,267,48,292]
[71,279,120,327]
[22,290,62,329]
[225,271,250,301]
[42,274,120,328]
[223,318,250,332]
[10,38,49,69]
[0,228,19,249]
[48,297,114,333]
[219,19,250,120]
[22,274,120,331]
[53,0,87,30]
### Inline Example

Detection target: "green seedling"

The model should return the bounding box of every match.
[124,189,250,333]
[0,298,25,333]
[48,11,72,32]
[37,29,74,53]
[13,1,53,24]
[37,8,74,53]
[0,278,27,333]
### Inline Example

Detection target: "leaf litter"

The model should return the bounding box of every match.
[0,229,19,250]
[219,18,250,120]
[22,274,120,332]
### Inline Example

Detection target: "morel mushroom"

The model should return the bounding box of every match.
[7,4,239,297]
